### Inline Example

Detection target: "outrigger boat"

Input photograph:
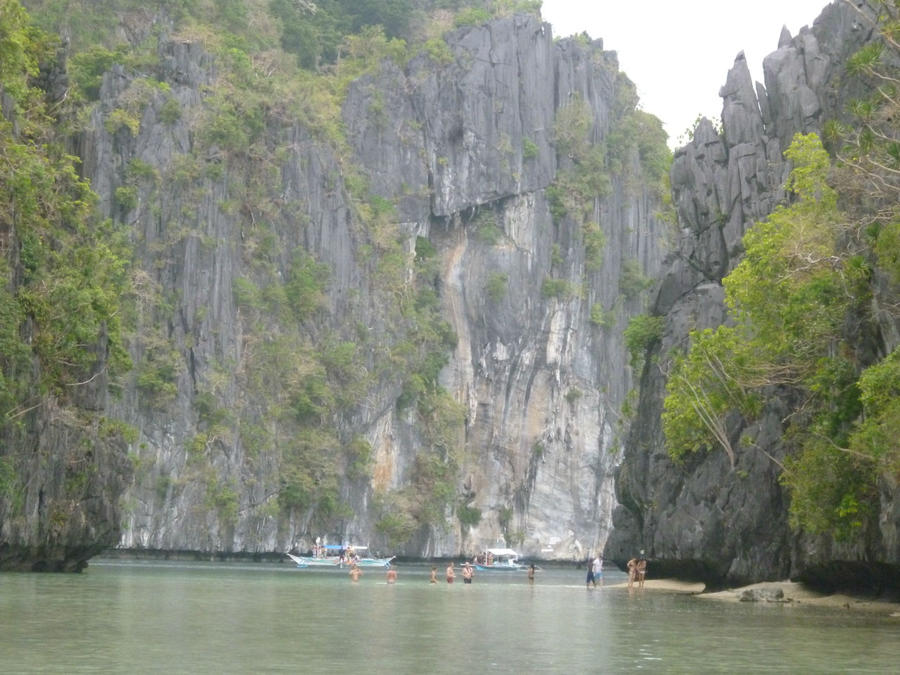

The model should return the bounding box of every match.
[286,552,342,568]
[286,545,394,569]
[473,547,526,571]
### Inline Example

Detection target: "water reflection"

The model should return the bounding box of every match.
[0,560,896,673]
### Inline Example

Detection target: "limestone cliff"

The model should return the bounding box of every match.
[8,0,893,586]
[14,11,665,563]
[606,0,900,589]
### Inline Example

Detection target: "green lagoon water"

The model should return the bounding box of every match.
[1,559,897,673]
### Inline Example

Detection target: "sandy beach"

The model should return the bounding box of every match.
[608,578,900,617]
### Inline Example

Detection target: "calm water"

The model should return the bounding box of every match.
[1,559,897,673]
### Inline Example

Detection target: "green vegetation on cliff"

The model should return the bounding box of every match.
[664,119,899,540]
[24,0,542,73]
[547,75,670,308]
[3,0,669,558]
[12,0,508,543]
[0,0,135,565]
[0,1,131,425]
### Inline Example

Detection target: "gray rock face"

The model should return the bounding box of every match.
[607,1,899,587]
[0,340,132,572]
[12,2,892,581]
[739,587,787,602]
[35,12,668,563]
[0,48,132,571]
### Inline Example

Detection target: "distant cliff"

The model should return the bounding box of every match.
[1,3,669,569]
[606,0,900,590]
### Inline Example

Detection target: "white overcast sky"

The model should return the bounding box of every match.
[540,0,832,145]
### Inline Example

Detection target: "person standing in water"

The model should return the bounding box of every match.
[446,562,456,584]
[528,564,536,583]
[462,562,473,584]
[587,556,602,588]
[349,564,361,582]
[430,566,438,583]
[386,567,397,584]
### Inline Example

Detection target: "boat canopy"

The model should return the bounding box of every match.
[486,548,519,557]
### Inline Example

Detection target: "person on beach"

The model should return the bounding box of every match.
[627,557,638,589]
[446,562,456,583]
[593,556,604,587]
[636,551,647,589]
[462,562,473,584]
[585,556,596,588]
[386,567,397,584]
[430,566,438,583]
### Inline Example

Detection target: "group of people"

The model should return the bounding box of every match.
[340,550,361,565]
[350,562,469,584]
[309,539,361,566]
[436,561,475,584]
[352,561,537,585]
[584,551,648,589]
[348,555,647,587]
[348,564,396,583]
[352,561,476,584]
[470,551,493,566]
[627,551,648,589]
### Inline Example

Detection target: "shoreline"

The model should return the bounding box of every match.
[610,577,900,617]
[96,551,899,617]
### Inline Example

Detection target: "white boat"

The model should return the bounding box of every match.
[286,553,342,568]
[286,546,394,569]
[473,548,526,571]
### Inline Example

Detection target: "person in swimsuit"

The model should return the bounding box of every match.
[462,562,473,584]
[386,567,397,584]
[446,562,456,583]
[637,551,647,589]
[430,566,438,583]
